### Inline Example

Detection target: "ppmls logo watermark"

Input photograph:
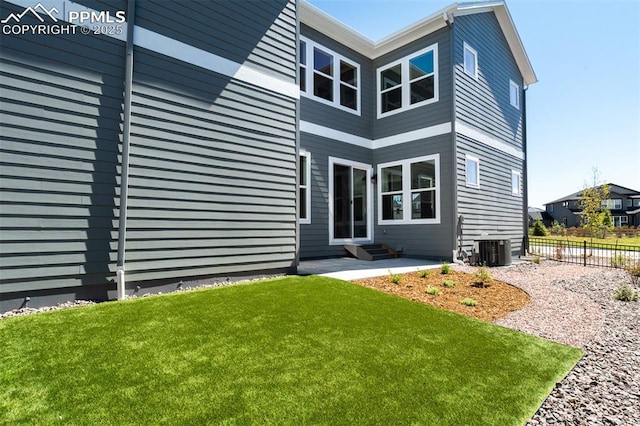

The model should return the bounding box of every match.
[2,2,126,36]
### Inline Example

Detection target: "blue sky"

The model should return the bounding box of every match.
[306,0,640,208]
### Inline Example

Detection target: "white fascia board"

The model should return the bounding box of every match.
[299,1,376,57]
[300,1,537,85]
[456,2,537,85]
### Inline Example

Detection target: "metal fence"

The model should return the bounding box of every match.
[528,237,640,269]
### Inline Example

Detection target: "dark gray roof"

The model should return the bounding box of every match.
[544,184,640,205]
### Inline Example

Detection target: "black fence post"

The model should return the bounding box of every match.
[583,240,587,267]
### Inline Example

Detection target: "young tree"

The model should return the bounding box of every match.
[580,168,611,239]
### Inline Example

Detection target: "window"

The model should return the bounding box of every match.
[378,154,440,224]
[613,216,628,227]
[602,199,623,210]
[635,199,640,207]
[463,42,478,79]
[299,40,306,91]
[548,204,554,213]
[299,37,360,114]
[299,151,311,224]
[511,170,522,195]
[465,155,480,188]
[510,80,520,109]
[377,44,438,118]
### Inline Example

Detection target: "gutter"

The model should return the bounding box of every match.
[116,0,136,300]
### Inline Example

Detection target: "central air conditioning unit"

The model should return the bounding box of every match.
[475,239,512,266]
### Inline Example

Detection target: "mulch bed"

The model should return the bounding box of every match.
[352,269,530,322]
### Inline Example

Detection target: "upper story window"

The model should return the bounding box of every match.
[463,42,478,79]
[510,80,520,109]
[602,199,623,210]
[547,204,554,213]
[299,36,360,115]
[377,44,439,118]
[378,154,440,224]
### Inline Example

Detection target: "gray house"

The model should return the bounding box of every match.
[544,184,640,228]
[0,0,535,312]
[298,1,535,260]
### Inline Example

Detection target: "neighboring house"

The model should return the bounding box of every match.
[0,0,535,312]
[528,207,554,227]
[544,184,640,228]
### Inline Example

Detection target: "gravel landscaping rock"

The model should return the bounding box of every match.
[456,261,638,425]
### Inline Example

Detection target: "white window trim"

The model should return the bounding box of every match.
[377,154,440,225]
[511,170,522,195]
[328,157,373,245]
[463,42,478,80]
[510,79,520,109]
[299,150,311,225]
[376,43,439,119]
[299,36,361,115]
[465,155,480,188]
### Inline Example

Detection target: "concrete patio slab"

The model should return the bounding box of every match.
[297,257,442,281]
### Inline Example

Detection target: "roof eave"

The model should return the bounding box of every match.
[300,1,537,85]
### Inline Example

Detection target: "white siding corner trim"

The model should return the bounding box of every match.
[456,121,525,160]
[300,121,451,150]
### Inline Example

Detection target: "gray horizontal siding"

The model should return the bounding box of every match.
[456,134,525,256]
[372,134,455,259]
[299,134,373,259]
[372,27,453,139]
[135,0,296,81]
[125,44,297,282]
[454,12,523,149]
[0,25,124,294]
[1,0,298,302]
[299,24,373,138]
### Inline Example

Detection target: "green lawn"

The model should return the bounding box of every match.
[0,276,582,425]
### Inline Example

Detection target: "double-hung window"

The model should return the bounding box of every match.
[299,151,311,224]
[378,154,440,224]
[299,37,360,114]
[377,44,438,118]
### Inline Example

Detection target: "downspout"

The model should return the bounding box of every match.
[521,85,529,256]
[446,12,460,261]
[116,0,136,300]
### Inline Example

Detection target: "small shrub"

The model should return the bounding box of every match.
[425,286,440,296]
[440,262,451,275]
[460,298,478,307]
[473,265,493,287]
[442,280,456,288]
[531,219,548,236]
[625,263,640,286]
[419,269,431,279]
[550,221,567,236]
[555,241,566,260]
[612,284,638,302]
[389,274,402,285]
[610,254,628,268]
[533,255,541,264]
